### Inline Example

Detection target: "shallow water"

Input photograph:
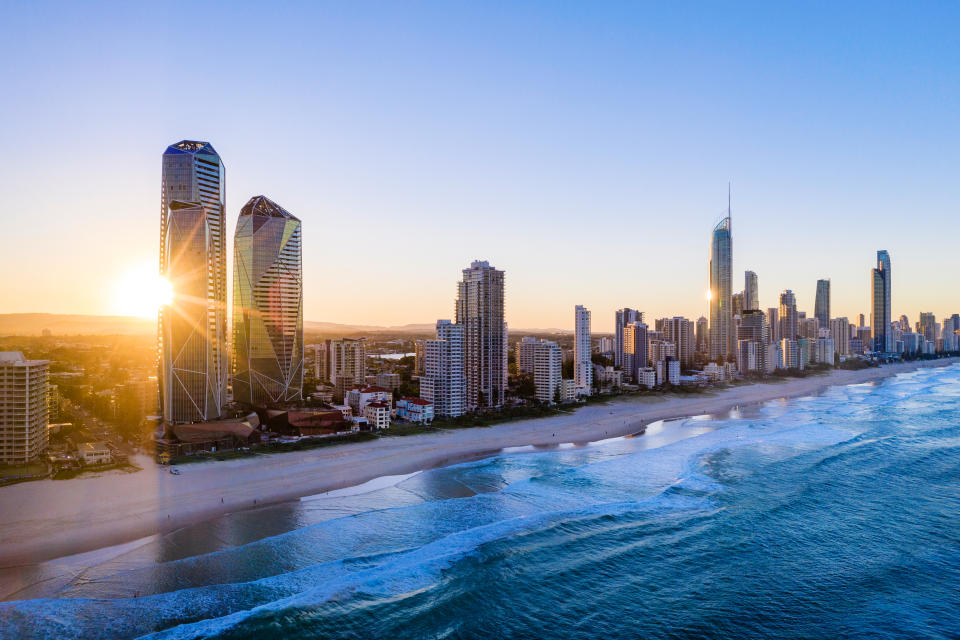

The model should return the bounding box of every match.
[3,365,960,639]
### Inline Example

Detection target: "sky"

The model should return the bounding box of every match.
[1,1,958,332]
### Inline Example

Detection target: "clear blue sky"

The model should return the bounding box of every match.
[1,1,958,331]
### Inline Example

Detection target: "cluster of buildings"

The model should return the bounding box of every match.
[3,149,960,464]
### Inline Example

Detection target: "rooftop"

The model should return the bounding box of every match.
[239,195,299,221]
[164,140,219,157]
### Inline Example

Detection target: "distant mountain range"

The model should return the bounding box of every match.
[0,314,573,337]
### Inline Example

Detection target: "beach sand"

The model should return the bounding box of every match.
[0,358,956,570]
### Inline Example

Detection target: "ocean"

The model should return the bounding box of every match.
[2,364,960,639]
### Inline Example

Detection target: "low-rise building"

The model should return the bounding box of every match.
[345,386,392,415]
[637,367,657,389]
[656,358,680,386]
[363,401,391,430]
[396,397,435,424]
[78,442,113,466]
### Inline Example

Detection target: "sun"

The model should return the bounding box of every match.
[111,263,174,318]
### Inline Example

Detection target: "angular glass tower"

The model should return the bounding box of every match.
[161,202,222,423]
[872,250,892,352]
[232,196,303,406]
[709,210,733,362]
[814,279,831,328]
[159,141,226,424]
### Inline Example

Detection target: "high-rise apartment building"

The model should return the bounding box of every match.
[779,290,798,341]
[767,307,780,343]
[709,206,734,361]
[533,340,563,403]
[814,279,830,328]
[919,312,937,343]
[622,322,648,382]
[657,317,695,368]
[0,352,49,463]
[872,250,893,352]
[515,337,538,376]
[695,316,709,354]
[744,271,759,311]
[159,141,227,424]
[829,318,851,356]
[330,338,367,387]
[232,196,303,405]
[313,341,331,382]
[456,261,507,410]
[574,305,592,391]
[421,320,466,418]
[615,308,643,368]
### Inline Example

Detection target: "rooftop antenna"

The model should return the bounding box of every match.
[728,182,732,231]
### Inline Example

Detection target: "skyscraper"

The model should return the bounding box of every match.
[456,261,507,410]
[615,308,643,368]
[159,140,226,424]
[872,250,892,352]
[232,196,303,406]
[421,320,466,418]
[709,199,733,362]
[779,290,798,341]
[0,352,49,463]
[767,307,780,343]
[622,322,648,382]
[695,316,708,354]
[657,316,695,368]
[574,305,592,391]
[744,271,758,311]
[160,201,223,422]
[814,279,830,328]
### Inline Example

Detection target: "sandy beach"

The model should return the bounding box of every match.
[0,358,956,570]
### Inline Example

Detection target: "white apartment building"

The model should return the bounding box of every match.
[533,340,563,404]
[815,337,835,365]
[515,336,539,375]
[363,402,391,430]
[656,358,680,386]
[0,352,50,463]
[421,320,466,418]
[637,367,657,389]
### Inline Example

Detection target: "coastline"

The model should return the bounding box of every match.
[0,358,956,571]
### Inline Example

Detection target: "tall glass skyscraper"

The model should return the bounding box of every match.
[872,250,892,352]
[709,210,733,361]
[159,141,226,424]
[814,279,831,328]
[456,261,507,410]
[232,196,304,406]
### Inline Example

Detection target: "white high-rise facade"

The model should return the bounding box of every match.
[533,340,563,404]
[456,261,507,410]
[0,352,49,463]
[159,140,227,424]
[421,320,466,418]
[574,305,592,392]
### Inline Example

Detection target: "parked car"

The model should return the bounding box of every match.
[169,467,181,475]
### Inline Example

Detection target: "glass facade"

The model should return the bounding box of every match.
[159,141,226,424]
[232,196,303,406]
[709,215,734,361]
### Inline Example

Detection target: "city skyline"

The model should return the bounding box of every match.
[3,4,960,331]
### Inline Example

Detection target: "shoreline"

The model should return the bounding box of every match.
[0,357,956,571]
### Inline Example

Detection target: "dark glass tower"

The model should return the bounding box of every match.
[872,250,892,352]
